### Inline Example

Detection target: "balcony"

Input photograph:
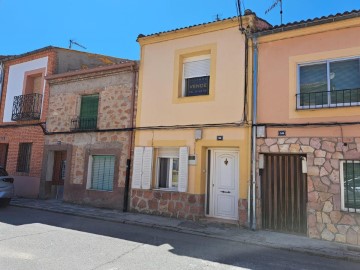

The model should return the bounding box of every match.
[11,93,43,121]
[70,116,98,131]
[296,88,360,110]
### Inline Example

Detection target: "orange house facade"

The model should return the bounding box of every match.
[255,10,360,245]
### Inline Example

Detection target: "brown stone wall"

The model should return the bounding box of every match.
[257,137,360,245]
[46,71,134,132]
[131,189,205,221]
[44,131,131,209]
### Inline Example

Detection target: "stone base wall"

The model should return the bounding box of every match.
[131,189,249,225]
[238,198,248,227]
[131,190,205,221]
[257,137,360,245]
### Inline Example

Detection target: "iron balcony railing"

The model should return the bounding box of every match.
[11,93,43,121]
[296,88,360,110]
[70,116,98,131]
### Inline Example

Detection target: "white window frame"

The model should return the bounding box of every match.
[340,160,360,213]
[155,148,179,191]
[182,54,211,97]
[297,56,360,109]
[86,154,115,192]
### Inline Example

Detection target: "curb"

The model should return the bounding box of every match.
[10,202,360,263]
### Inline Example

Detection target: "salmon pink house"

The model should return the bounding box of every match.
[254,10,360,245]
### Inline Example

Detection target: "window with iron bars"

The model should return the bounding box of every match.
[16,143,32,173]
[341,160,360,212]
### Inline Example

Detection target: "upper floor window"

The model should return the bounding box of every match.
[183,55,210,97]
[71,94,99,130]
[297,57,360,109]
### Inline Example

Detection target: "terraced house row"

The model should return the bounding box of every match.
[1,9,360,245]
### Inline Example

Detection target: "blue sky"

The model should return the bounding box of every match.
[1,0,359,60]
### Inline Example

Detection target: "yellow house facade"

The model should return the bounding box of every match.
[130,12,269,225]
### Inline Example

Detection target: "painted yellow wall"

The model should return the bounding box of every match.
[136,128,250,199]
[257,20,360,133]
[138,27,246,126]
[135,22,252,199]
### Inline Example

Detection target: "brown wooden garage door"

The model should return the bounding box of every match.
[261,154,308,235]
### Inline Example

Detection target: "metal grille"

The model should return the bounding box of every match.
[70,116,98,130]
[296,88,360,109]
[261,154,308,235]
[91,155,115,191]
[343,160,360,211]
[16,143,32,173]
[11,93,42,121]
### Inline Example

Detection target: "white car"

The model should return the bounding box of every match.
[0,167,14,206]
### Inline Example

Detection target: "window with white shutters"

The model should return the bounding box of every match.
[183,55,210,97]
[90,155,115,191]
[132,147,189,192]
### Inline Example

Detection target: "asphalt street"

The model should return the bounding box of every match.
[0,206,359,270]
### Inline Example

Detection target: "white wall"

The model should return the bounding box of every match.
[3,57,48,122]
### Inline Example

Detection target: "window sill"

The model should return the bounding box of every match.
[86,188,113,193]
[173,94,214,104]
[152,188,179,192]
[341,207,360,213]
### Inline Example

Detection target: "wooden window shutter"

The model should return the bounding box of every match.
[141,147,153,190]
[131,147,144,189]
[80,95,99,118]
[91,155,115,191]
[178,147,189,192]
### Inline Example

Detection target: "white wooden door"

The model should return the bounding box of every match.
[211,149,239,220]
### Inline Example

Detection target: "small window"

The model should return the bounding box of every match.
[297,57,360,109]
[89,155,115,191]
[16,143,32,173]
[156,148,180,190]
[341,160,360,212]
[183,55,210,97]
[75,94,99,130]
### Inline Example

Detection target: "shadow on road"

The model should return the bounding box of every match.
[0,206,358,270]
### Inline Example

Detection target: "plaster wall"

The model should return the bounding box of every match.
[138,27,246,126]
[257,24,360,127]
[3,57,48,122]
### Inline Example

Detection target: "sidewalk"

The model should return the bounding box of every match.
[10,197,360,262]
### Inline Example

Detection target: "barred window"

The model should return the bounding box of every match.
[341,160,360,212]
[16,143,32,173]
[89,155,115,191]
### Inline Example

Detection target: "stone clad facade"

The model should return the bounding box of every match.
[41,62,138,209]
[257,137,360,245]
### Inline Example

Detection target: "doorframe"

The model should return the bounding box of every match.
[205,148,239,220]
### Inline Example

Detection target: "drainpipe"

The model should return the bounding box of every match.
[123,62,138,212]
[251,37,258,230]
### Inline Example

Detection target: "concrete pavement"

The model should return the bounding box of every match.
[9,197,360,262]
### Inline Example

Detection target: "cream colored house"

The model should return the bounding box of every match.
[131,12,269,225]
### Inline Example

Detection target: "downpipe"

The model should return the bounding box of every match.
[251,37,258,230]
